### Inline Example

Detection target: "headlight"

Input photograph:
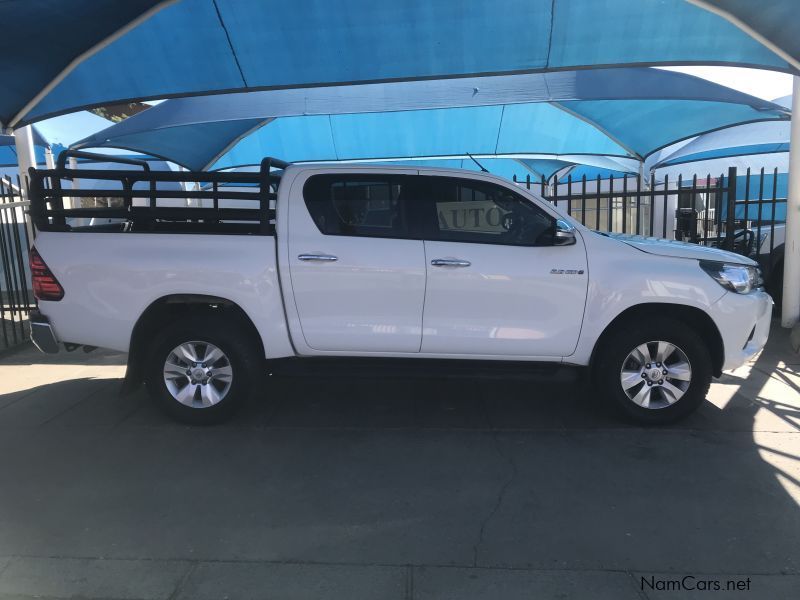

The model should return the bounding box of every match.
[700,261,763,294]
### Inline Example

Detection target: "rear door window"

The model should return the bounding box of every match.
[303,174,415,239]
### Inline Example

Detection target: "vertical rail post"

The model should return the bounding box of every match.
[552,174,559,210]
[581,175,587,226]
[0,202,19,345]
[702,173,711,245]
[755,168,765,262]
[259,158,273,234]
[621,174,628,234]
[662,174,669,239]
[689,174,698,243]
[724,167,737,251]
[769,168,778,261]
[635,173,642,235]
[595,174,601,230]
[648,176,655,237]
[676,174,683,240]
[567,174,572,217]
[743,167,751,227]
[714,173,724,247]
[13,126,37,198]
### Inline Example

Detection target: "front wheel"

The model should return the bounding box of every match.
[594,318,712,424]
[144,313,262,424]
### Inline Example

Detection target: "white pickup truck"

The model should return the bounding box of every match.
[27,154,772,425]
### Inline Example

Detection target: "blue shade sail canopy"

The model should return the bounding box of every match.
[0,129,46,148]
[655,121,791,167]
[69,159,183,191]
[562,165,633,181]
[647,92,794,175]
[0,129,48,168]
[0,0,163,128]
[522,155,643,180]
[3,0,798,127]
[773,95,792,109]
[0,111,115,168]
[33,111,114,149]
[699,0,800,72]
[654,121,791,168]
[74,68,789,172]
[0,140,46,168]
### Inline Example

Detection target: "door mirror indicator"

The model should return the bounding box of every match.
[554,219,576,246]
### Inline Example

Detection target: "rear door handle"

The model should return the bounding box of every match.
[298,253,338,262]
[431,258,471,267]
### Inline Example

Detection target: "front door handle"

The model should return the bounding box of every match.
[298,253,338,262]
[431,258,471,267]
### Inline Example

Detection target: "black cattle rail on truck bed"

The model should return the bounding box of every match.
[28,151,287,235]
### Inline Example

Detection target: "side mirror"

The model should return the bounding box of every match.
[553,219,576,246]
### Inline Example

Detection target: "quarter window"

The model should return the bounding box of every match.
[303,175,410,238]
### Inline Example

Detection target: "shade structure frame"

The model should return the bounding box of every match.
[5,0,800,129]
[653,120,792,169]
[70,68,790,173]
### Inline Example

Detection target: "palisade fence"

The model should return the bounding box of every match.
[515,166,786,265]
[0,164,788,353]
[0,176,34,352]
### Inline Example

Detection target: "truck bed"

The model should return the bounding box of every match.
[27,152,295,358]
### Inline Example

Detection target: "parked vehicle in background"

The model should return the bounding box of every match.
[27,153,772,425]
[751,223,785,304]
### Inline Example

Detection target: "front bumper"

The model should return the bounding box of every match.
[713,290,773,371]
[29,310,59,354]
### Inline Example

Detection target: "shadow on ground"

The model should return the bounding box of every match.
[0,323,797,599]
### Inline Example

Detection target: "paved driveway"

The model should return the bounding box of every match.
[0,323,798,599]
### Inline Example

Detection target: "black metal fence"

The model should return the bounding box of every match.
[514,166,786,268]
[0,176,34,352]
[514,170,729,242]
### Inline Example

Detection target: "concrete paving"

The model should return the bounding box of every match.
[0,321,798,599]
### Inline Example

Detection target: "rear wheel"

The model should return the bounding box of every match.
[594,318,712,424]
[144,313,261,424]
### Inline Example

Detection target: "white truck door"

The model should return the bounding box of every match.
[287,171,426,353]
[418,174,588,357]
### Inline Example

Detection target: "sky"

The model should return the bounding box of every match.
[660,66,793,103]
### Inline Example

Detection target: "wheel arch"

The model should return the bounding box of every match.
[590,303,725,377]
[121,294,265,395]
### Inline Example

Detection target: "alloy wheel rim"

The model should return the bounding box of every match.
[619,340,692,409]
[162,341,233,408]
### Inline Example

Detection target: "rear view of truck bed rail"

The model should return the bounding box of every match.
[28,151,287,235]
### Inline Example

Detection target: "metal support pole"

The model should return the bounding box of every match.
[67,156,81,209]
[13,126,37,242]
[782,77,800,327]
[44,147,55,170]
[724,167,737,251]
[13,126,37,197]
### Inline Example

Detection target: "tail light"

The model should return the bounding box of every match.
[29,247,64,301]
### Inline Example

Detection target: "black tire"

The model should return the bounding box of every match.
[144,312,262,425]
[593,317,712,425]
